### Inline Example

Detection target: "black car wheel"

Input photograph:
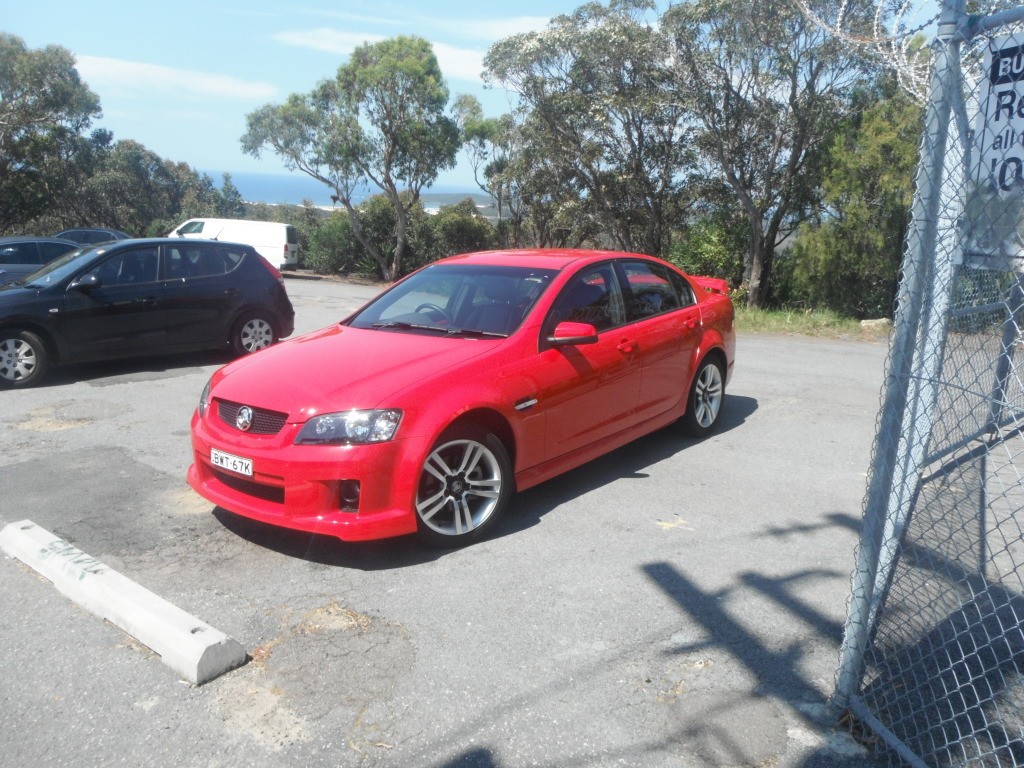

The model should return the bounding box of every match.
[415,426,512,546]
[681,357,725,438]
[0,329,49,388]
[231,313,276,356]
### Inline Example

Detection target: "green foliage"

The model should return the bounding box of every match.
[430,198,496,257]
[784,74,922,319]
[305,195,496,278]
[0,33,101,232]
[668,212,746,284]
[306,211,358,275]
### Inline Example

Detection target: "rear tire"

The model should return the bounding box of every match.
[231,313,276,356]
[680,357,724,438]
[0,329,49,388]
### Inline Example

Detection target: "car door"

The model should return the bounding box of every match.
[161,242,243,348]
[534,262,643,460]
[618,259,701,421]
[60,245,167,358]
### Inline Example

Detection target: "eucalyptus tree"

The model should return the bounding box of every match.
[484,0,696,256]
[242,36,460,280]
[452,94,523,240]
[0,33,100,232]
[663,0,874,308]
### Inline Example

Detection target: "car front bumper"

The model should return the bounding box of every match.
[187,408,424,541]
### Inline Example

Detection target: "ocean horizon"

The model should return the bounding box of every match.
[205,170,487,210]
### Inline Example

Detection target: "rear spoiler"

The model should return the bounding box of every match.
[692,276,730,296]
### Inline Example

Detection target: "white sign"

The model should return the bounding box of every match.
[975,36,1024,193]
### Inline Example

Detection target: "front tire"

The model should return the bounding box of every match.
[681,357,725,438]
[0,330,49,389]
[231,313,276,356]
[415,426,513,546]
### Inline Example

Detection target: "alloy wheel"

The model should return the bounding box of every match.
[416,438,504,537]
[692,362,723,428]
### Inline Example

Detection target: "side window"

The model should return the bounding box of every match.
[670,272,696,307]
[622,261,686,322]
[178,221,205,235]
[219,247,245,272]
[39,241,75,261]
[0,243,38,265]
[94,247,159,287]
[547,265,624,332]
[166,245,228,278]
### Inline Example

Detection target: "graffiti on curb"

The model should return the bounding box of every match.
[38,539,106,580]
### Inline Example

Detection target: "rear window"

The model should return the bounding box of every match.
[285,226,298,245]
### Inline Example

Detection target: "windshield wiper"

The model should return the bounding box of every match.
[444,328,508,339]
[371,321,507,338]
[372,321,448,333]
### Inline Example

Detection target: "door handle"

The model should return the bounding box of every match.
[617,340,638,355]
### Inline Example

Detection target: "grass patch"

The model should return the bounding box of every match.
[735,306,891,341]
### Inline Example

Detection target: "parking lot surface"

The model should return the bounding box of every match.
[1,276,886,767]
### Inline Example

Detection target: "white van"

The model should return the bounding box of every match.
[169,218,299,271]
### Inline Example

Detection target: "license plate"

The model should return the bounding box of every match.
[210,448,253,477]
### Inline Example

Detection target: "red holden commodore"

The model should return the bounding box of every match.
[187,249,735,545]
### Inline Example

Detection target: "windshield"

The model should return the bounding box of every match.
[349,264,557,338]
[17,244,97,287]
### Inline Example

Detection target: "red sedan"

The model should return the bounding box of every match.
[187,249,735,545]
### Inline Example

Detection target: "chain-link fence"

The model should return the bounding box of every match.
[835,3,1024,765]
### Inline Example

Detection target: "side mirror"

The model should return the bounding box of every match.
[70,273,102,291]
[547,321,599,346]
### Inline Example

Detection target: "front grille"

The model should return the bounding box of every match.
[213,470,285,504]
[217,399,288,435]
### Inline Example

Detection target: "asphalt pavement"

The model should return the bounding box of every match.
[1,276,888,767]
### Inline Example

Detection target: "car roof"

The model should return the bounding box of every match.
[89,237,251,248]
[0,236,79,245]
[438,248,657,271]
[55,227,128,234]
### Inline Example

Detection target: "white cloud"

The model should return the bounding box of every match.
[432,42,486,84]
[272,28,386,55]
[444,16,555,41]
[76,56,278,101]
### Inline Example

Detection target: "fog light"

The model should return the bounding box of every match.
[339,480,360,512]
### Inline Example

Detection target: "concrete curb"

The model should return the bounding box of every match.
[0,519,246,685]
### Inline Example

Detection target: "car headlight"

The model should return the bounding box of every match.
[198,378,212,417]
[294,409,402,445]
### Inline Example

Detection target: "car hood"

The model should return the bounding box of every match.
[0,283,45,304]
[211,324,496,420]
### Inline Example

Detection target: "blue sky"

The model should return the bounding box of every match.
[4,1,602,190]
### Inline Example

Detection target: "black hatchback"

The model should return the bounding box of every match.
[0,238,295,388]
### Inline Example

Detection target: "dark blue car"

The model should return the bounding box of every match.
[0,236,80,285]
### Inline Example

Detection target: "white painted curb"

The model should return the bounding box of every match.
[0,519,246,685]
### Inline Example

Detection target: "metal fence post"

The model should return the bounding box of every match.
[834,0,967,710]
